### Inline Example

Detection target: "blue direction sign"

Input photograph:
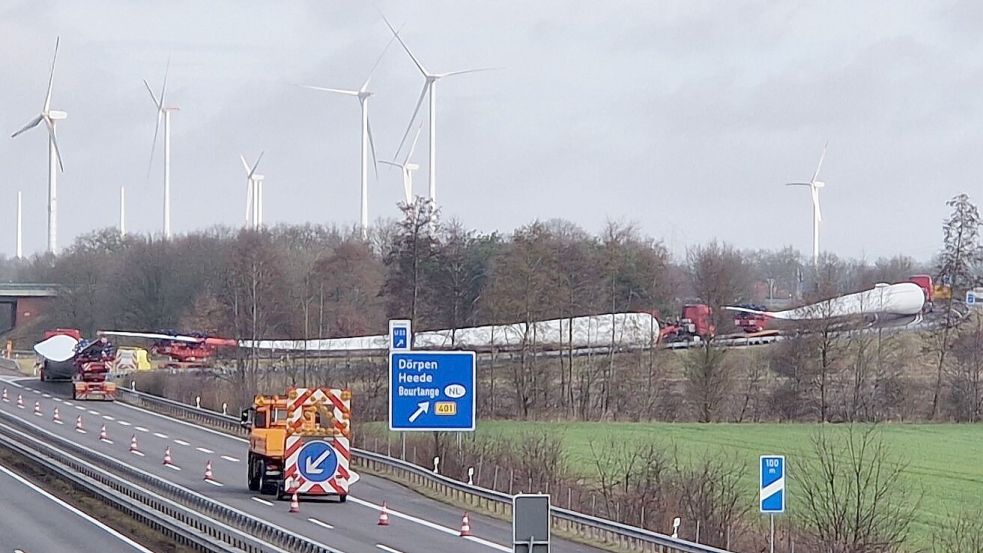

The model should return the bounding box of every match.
[297,440,339,483]
[389,351,476,431]
[759,455,786,513]
[389,319,411,351]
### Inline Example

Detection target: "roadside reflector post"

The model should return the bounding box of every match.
[130,380,136,391]
[195,396,201,409]
[672,517,680,539]
[433,456,440,474]
[222,402,227,415]
[467,466,474,485]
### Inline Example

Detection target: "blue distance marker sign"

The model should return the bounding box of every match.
[760,455,786,513]
[389,351,476,431]
[297,440,339,483]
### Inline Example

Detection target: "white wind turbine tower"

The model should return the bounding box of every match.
[11,37,66,254]
[119,185,126,237]
[786,143,828,267]
[240,153,265,229]
[144,63,179,239]
[379,120,424,205]
[383,16,495,210]
[301,38,396,239]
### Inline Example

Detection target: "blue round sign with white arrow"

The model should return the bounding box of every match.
[297,440,339,483]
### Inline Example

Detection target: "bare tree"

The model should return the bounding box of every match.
[795,425,918,553]
[932,507,983,553]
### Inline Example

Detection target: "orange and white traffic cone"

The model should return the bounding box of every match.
[129,434,140,453]
[33,401,41,416]
[289,492,300,513]
[203,460,214,481]
[74,415,84,432]
[99,425,109,442]
[1,388,7,401]
[162,447,173,465]
[52,407,62,423]
[377,502,391,526]
[459,512,472,537]
[16,394,23,408]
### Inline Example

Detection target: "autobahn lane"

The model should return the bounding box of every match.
[3,377,605,553]
[0,460,153,553]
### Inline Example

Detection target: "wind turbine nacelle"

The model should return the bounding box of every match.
[253,175,265,181]
[406,163,420,171]
[48,110,68,120]
[813,180,825,188]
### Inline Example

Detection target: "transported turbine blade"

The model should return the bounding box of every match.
[395,82,429,159]
[11,115,43,138]
[44,116,65,172]
[43,37,60,113]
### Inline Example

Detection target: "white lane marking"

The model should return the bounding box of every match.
[34,411,42,417]
[377,546,404,553]
[135,426,149,432]
[42,393,51,398]
[0,463,154,552]
[251,496,273,506]
[196,447,214,454]
[101,439,115,445]
[130,450,145,457]
[10,382,22,388]
[75,405,86,411]
[153,432,168,439]
[102,415,115,421]
[221,455,240,463]
[114,401,249,443]
[174,439,190,446]
[53,420,63,425]
[53,397,62,402]
[31,389,41,394]
[118,421,131,426]
[165,464,182,471]
[63,401,73,406]
[308,517,334,529]
[205,479,224,487]
[75,429,86,434]
[348,497,510,552]
[88,410,100,415]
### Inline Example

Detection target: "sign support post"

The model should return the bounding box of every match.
[760,455,785,553]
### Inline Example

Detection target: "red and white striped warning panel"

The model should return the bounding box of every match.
[282,387,351,496]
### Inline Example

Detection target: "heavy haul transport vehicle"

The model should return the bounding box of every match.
[33,330,118,400]
[241,387,352,501]
[99,330,237,367]
[36,328,81,381]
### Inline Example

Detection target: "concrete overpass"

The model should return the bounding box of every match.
[0,284,59,336]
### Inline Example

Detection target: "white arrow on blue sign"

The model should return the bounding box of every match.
[760,455,785,513]
[297,440,339,483]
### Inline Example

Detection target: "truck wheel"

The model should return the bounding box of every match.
[338,494,347,503]
[247,459,260,492]
[259,471,278,495]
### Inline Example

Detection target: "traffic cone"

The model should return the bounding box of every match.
[99,425,109,441]
[459,512,472,537]
[33,401,41,416]
[52,407,62,423]
[289,492,300,513]
[163,447,173,465]
[203,460,214,481]
[16,394,23,408]
[74,415,84,432]
[129,434,140,453]
[2,388,8,401]
[377,502,390,526]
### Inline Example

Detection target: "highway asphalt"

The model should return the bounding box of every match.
[0,458,153,553]
[0,376,605,553]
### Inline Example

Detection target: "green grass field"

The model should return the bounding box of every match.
[381,421,983,546]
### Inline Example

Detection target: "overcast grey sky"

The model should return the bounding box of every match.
[1,1,980,260]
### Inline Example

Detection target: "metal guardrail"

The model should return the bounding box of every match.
[117,387,732,553]
[0,406,340,553]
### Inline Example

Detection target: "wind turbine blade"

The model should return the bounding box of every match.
[395,82,429,159]
[43,116,64,173]
[367,118,379,179]
[43,37,60,113]
[245,179,253,222]
[11,115,43,138]
[299,85,359,96]
[361,25,402,92]
[159,58,170,109]
[811,141,828,183]
[405,118,424,165]
[378,160,401,168]
[784,182,811,187]
[240,154,251,175]
[435,67,501,78]
[147,111,161,177]
[143,79,161,108]
[250,151,264,177]
[380,13,428,76]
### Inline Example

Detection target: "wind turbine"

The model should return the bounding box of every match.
[16,191,23,259]
[301,37,396,239]
[144,62,179,239]
[119,185,126,237]
[379,119,424,205]
[383,16,495,210]
[240,153,265,229]
[11,37,65,254]
[786,143,828,267]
